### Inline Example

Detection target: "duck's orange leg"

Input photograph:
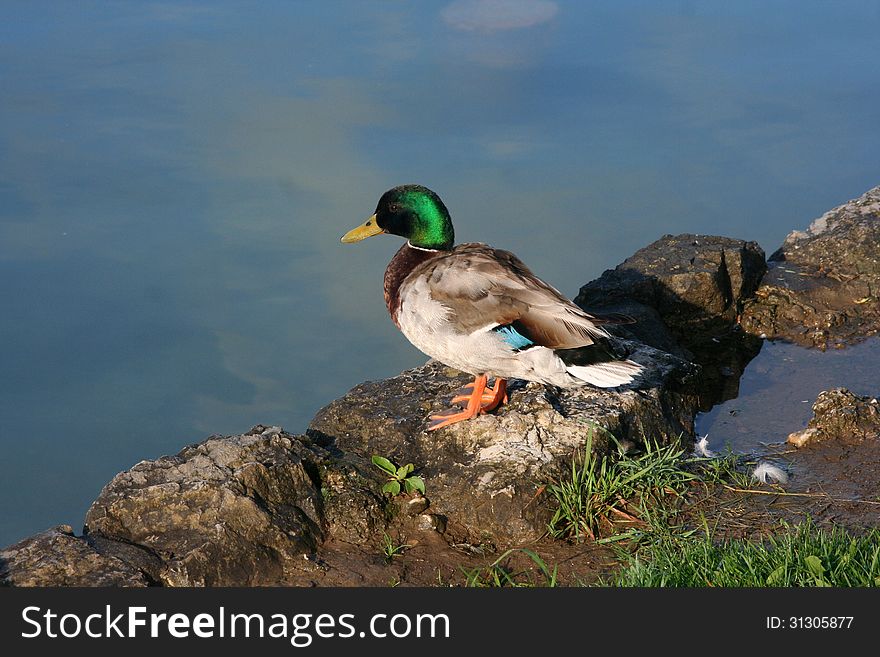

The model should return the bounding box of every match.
[428,376,508,431]
[451,378,509,407]
[480,378,507,412]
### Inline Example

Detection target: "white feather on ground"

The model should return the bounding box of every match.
[694,435,716,458]
[752,462,789,485]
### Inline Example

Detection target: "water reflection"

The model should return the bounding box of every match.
[696,339,880,454]
[1,1,879,545]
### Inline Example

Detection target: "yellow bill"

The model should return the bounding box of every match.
[341,214,384,243]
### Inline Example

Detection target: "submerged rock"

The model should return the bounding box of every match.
[787,388,880,447]
[741,187,880,348]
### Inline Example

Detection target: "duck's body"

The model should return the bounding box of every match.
[343,185,643,429]
[388,241,638,388]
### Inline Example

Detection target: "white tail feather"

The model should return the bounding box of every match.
[566,360,643,388]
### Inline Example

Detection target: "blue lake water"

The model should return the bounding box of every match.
[1,1,879,546]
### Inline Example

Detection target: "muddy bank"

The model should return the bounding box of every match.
[742,387,880,533]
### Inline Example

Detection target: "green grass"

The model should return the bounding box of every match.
[380,532,411,562]
[462,549,558,587]
[690,450,754,488]
[605,519,880,587]
[458,520,880,587]
[546,430,698,542]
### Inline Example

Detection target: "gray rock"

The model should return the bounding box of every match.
[1,526,149,587]
[308,340,697,543]
[84,426,337,586]
[787,388,880,447]
[575,234,766,407]
[3,426,390,586]
[742,186,880,348]
[417,513,447,533]
[402,494,430,516]
[782,388,880,525]
[577,235,766,328]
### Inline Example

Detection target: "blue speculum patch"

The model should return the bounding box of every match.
[493,324,534,350]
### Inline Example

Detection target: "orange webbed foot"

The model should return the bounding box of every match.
[427,407,481,431]
[427,376,508,431]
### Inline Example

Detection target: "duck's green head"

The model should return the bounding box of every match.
[341,184,454,251]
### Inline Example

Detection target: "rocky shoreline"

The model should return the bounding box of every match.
[741,186,880,348]
[3,186,878,586]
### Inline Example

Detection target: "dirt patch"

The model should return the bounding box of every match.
[300,533,618,587]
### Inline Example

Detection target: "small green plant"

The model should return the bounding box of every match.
[381,532,412,562]
[462,549,558,587]
[372,455,426,496]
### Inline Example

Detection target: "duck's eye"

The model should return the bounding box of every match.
[389,203,400,213]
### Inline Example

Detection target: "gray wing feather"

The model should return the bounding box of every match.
[408,243,616,349]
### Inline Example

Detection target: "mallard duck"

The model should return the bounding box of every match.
[341,184,643,430]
